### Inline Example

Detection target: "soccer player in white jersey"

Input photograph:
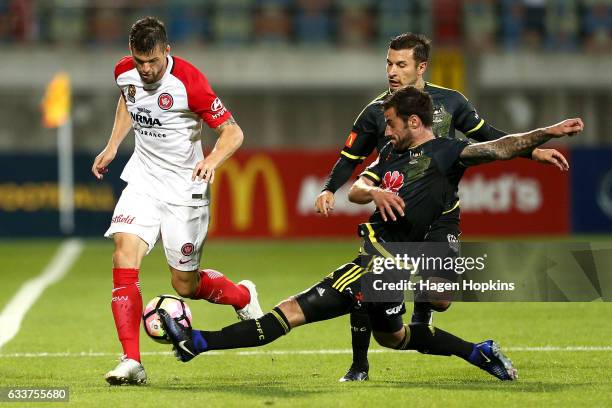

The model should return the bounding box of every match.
[91,17,263,385]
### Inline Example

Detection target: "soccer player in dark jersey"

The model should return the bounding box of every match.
[315,33,570,382]
[159,86,583,383]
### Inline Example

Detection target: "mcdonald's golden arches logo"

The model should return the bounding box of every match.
[210,154,288,236]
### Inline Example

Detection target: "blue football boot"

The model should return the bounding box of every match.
[471,340,518,381]
[158,309,197,362]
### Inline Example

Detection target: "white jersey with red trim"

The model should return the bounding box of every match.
[114,55,232,206]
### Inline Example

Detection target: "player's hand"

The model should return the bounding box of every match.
[531,148,569,171]
[192,159,216,183]
[92,145,117,180]
[315,190,335,216]
[371,189,405,222]
[546,118,584,138]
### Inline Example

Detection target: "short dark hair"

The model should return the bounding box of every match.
[129,17,168,54]
[389,33,431,64]
[382,86,433,127]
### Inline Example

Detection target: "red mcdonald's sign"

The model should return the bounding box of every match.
[208,149,570,238]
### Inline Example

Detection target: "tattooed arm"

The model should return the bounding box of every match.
[459,118,584,167]
[192,116,244,182]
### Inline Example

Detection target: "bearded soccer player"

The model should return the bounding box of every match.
[314,33,570,381]
[91,17,263,385]
[159,86,583,382]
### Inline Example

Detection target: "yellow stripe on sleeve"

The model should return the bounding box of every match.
[341,150,367,161]
[362,171,381,182]
[465,119,485,135]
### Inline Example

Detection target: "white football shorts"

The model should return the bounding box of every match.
[104,185,209,271]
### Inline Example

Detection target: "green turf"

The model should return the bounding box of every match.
[0,241,62,311]
[0,239,611,407]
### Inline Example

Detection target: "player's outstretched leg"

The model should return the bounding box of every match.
[340,310,371,382]
[159,305,292,362]
[160,279,354,363]
[393,324,518,381]
[172,268,263,320]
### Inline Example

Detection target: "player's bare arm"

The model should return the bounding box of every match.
[348,177,405,222]
[92,95,133,180]
[460,118,584,167]
[192,116,244,182]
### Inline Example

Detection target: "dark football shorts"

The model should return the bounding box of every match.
[295,257,406,333]
[422,211,462,283]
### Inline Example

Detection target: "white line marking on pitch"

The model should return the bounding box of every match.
[0,346,610,358]
[0,239,83,349]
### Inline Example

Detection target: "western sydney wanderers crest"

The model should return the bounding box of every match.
[158,93,173,110]
[181,243,194,256]
[127,85,136,103]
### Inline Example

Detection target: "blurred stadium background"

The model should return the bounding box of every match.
[1,0,611,239]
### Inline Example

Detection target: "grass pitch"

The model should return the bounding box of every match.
[0,239,611,407]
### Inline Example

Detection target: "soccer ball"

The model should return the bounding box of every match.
[142,295,192,344]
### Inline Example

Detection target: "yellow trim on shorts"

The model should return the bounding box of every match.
[337,268,368,292]
[332,265,362,290]
[365,223,395,259]
[442,200,460,215]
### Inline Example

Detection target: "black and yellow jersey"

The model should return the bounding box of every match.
[360,138,469,242]
[323,82,504,193]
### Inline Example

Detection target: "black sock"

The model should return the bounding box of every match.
[397,324,474,360]
[410,302,433,325]
[195,307,291,352]
[349,310,371,370]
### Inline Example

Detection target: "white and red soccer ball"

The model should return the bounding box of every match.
[142,295,192,344]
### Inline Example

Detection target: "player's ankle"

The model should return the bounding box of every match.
[125,353,141,363]
[233,284,251,310]
[351,361,369,372]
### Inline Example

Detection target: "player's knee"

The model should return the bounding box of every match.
[171,274,197,298]
[430,300,451,312]
[112,248,137,268]
[172,280,196,298]
[112,237,141,268]
[112,233,147,268]
[373,330,404,349]
[276,298,306,329]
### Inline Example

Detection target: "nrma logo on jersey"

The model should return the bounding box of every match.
[131,107,162,128]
